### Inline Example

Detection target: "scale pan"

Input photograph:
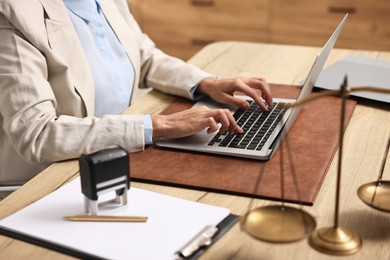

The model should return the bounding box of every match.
[357,181,390,213]
[240,205,316,243]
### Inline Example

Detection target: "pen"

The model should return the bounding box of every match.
[63,215,148,222]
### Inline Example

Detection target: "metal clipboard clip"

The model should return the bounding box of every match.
[0,182,23,192]
[176,225,219,259]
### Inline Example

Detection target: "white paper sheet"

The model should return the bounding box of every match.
[0,178,230,259]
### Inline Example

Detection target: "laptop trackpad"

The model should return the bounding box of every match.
[157,130,213,147]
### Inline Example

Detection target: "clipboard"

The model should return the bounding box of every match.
[0,178,238,259]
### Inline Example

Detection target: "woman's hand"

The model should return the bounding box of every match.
[151,77,272,140]
[197,77,273,111]
[151,106,243,140]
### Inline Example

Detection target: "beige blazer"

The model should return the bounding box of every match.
[0,0,211,182]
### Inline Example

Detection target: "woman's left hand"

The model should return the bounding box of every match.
[197,77,273,111]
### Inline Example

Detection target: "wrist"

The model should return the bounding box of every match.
[150,114,164,140]
[198,77,219,96]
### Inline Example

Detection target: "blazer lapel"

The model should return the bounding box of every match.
[39,0,95,116]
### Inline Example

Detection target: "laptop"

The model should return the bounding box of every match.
[156,14,348,160]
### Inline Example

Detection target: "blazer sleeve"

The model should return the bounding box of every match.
[0,7,145,168]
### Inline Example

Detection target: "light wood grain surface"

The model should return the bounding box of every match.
[0,42,389,260]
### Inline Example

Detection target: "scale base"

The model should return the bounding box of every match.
[309,226,362,255]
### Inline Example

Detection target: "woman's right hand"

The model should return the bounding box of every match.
[151,106,243,140]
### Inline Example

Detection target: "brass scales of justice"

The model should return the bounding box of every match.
[240,76,390,255]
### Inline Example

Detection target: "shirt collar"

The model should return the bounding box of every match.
[63,0,101,23]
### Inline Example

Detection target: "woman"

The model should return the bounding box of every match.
[0,0,272,187]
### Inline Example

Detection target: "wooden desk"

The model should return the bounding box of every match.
[0,42,389,259]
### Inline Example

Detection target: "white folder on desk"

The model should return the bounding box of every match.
[0,178,238,260]
[315,55,390,103]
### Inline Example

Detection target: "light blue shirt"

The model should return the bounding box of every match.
[64,0,152,144]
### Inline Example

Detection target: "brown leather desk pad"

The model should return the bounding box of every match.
[130,84,357,205]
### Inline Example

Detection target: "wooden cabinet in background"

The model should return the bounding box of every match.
[128,0,390,60]
[128,0,269,60]
[271,0,390,52]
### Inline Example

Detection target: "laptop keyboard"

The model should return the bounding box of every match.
[208,101,287,150]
